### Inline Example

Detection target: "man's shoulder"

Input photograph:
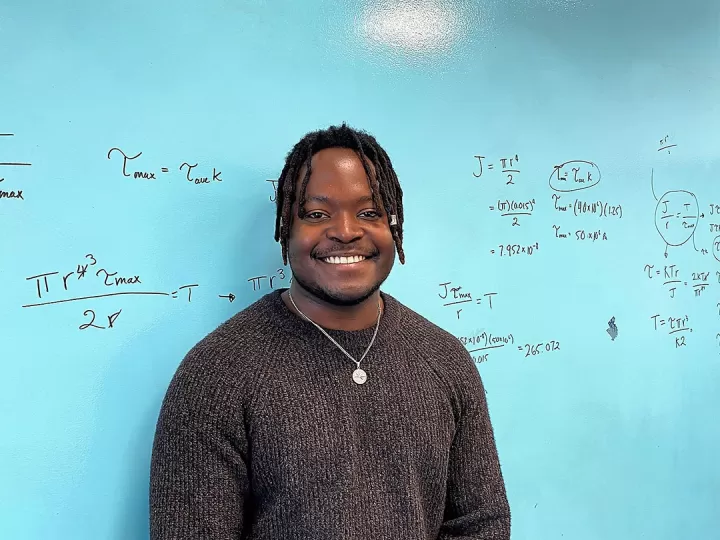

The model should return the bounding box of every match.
[173,291,281,381]
[386,292,469,358]
[191,291,280,357]
[387,293,481,410]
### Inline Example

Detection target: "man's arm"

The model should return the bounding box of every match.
[438,358,511,539]
[149,348,251,539]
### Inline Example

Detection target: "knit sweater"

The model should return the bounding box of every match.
[149,288,511,539]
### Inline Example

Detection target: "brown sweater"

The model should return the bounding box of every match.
[149,288,511,539]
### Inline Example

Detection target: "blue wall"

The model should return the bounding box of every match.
[2,1,719,538]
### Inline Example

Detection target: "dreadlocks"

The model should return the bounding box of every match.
[273,123,406,265]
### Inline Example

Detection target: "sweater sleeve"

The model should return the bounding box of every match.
[438,356,511,539]
[149,345,251,539]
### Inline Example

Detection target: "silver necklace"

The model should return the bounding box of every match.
[287,291,381,385]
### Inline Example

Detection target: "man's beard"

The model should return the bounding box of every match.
[290,271,384,307]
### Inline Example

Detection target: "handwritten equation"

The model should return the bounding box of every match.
[643,264,713,299]
[644,135,720,351]
[552,225,608,242]
[549,161,601,192]
[473,154,521,185]
[247,268,291,291]
[23,254,200,330]
[21,254,296,330]
[648,140,720,259]
[9,130,717,364]
[438,281,498,319]
[217,267,292,303]
[457,330,561,364]
[0,131,31,202]
[488,198,535,226]
[549,164,618,251]
[653,188,700,258]
[473,156,602,193]
[107,148,223,185]
[552,194,622,218]
[658,134,677,154]
[489,242,539,256]
[472,153,622,247]
[650,313,692,348]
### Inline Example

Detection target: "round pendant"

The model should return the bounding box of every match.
[352,368,367,385]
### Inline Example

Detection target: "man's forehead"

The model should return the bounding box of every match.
[297,148,376,180]
[295,150,377,204]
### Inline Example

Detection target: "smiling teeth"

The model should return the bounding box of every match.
[324,255,367,264]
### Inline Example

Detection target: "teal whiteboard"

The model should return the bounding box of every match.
[2,0,719,538]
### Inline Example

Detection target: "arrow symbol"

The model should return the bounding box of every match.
[219,293,236,302]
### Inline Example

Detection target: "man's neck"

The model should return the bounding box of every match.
[281,285,383,331]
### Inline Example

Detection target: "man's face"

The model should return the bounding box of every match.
[287,147,396,306]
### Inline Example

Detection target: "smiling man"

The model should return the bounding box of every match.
[149,124,511,539]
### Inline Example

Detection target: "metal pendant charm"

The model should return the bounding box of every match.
[352,368,367,385]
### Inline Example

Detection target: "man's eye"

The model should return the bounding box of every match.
[360,210,380,218]
[305,211,325,219]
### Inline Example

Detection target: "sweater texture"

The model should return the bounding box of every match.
[150,288,511,539]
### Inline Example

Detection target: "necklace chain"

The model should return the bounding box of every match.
[287,291,381,372]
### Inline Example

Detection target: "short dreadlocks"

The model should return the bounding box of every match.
[274,123,405,265]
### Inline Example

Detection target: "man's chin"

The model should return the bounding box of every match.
[293,275,382,307]
[317,285,379,307]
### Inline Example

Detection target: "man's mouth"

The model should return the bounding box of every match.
[316,254,374,265]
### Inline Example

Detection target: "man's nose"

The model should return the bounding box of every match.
[327,213,363,243]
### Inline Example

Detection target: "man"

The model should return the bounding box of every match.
[149,124,511,539]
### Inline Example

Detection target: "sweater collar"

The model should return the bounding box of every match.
[266,288,401,348]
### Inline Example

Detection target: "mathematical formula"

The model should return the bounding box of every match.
[473,154,521,185]
[552,194,622,218]
[9,131,718,364]
[489,242,539,256]
[471,150,622,268]
[650,313,692,348]
[488,198,535,226]
[107,148,223,185]
[438,281,498,320]
[21,254,293,330]
[643,264,713,299]
[552,225,608,242]
[456,330,561,364]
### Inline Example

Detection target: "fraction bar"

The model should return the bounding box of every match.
[22,291,170,308]
[468,344,505,353]
[443,299,472,307]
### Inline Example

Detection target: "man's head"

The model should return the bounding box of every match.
[274,123,405,307]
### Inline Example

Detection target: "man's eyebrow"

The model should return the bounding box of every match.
[305,195,376,204]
